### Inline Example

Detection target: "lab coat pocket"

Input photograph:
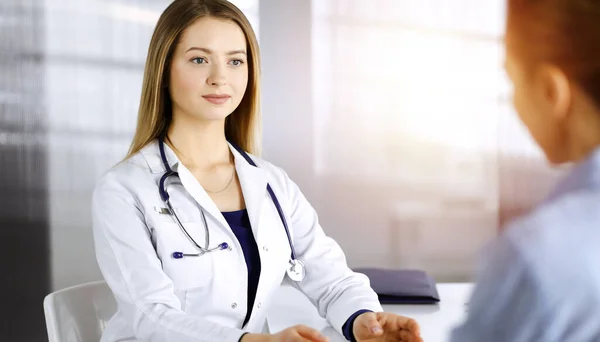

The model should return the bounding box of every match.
[152,221,214,291]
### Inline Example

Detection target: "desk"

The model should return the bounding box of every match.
[267,283,473,342]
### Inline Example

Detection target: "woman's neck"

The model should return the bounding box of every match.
[566,100,600,163]
[166,115,232,171]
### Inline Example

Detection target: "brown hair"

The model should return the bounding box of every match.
[126,0,261,159]
[507,0,600,105]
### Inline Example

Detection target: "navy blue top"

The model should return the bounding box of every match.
[222,209,367,340]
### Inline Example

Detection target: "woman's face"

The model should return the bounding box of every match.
[168,16,249,123]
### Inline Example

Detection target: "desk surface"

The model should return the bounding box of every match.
[267,283,473,342]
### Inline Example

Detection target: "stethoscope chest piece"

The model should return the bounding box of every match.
[287,259,306,282]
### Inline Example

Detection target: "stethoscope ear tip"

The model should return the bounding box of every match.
[172,252,184,259]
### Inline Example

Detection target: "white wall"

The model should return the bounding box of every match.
[259,0,315,192]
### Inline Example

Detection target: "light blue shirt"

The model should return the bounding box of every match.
[451,147,600,342]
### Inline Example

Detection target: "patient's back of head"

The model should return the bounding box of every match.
[505,0,600,164]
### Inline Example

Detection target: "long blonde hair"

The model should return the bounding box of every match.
[126,0,261,159]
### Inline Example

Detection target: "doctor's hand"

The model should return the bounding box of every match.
[241,325,329,342]
[353,312,422,342]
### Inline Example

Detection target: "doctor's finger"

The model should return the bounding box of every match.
[374,312,389,327]
[396,316,420,336]
[398,329,423,342]
[357,312,383,336]
[384,313,418,333]
[293,325,329,342]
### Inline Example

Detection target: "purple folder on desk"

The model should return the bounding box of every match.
[353,268,440,305]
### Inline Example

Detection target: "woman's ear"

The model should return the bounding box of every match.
[538,64,572,121]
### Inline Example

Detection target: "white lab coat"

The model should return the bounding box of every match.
[92,140,382,342]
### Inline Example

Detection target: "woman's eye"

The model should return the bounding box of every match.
[190,57,206,64]
[230,59,244,66]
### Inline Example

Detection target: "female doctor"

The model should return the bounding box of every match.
[92,1,421,342]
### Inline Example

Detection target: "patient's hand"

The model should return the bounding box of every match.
[353,312,422,342]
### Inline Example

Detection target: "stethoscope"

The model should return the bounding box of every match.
[158,136,306,282]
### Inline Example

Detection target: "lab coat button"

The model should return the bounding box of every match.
[257,302,262,308]
[231,302,237,309]
[262,246,268,252]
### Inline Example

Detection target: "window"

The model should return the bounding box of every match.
[312,0,509,193]
[310,0,559,279]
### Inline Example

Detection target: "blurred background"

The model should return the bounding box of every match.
[1,0,567,340]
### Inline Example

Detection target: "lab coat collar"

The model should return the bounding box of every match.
[139,140,180,174]
[140,139,268,238]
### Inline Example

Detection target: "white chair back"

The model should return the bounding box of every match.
[43,280,116,342]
